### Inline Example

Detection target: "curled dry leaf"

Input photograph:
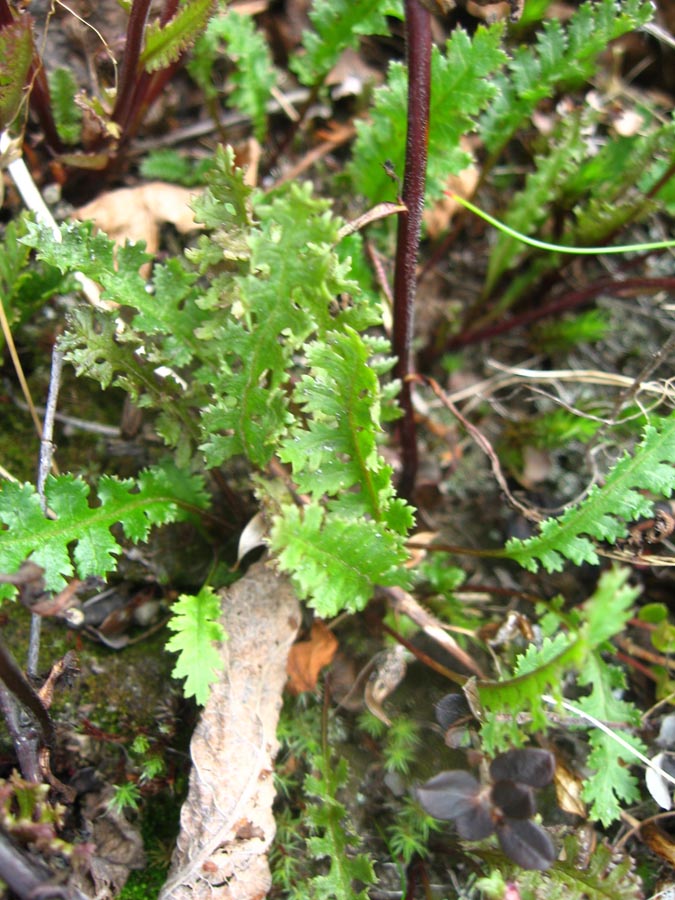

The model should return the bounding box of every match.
[552,757,587,818]
[159,561,300,900]
[286,620,338,695]
[75,182,203,269]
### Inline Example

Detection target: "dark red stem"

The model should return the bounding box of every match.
[114,0,182,141]
[443,275,675,351]
[393,0,432,500]
[111,0,153,133]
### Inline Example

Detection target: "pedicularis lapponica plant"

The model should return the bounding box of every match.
[2,0,675,892]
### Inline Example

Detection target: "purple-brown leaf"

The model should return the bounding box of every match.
[491,780,536,819]
[416,770,480,821]
[497,818,556,870]
[490,748,555,788]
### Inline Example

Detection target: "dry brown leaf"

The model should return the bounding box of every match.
[71,786,146,899]
[286,620,338,694]
[423,140,479,240]
[75,182,202,260]
[640,822,675,867]
[159,561,300,900]
[553,757,587,817]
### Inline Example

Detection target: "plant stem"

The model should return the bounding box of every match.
[120,0,183,141]
[112,0,153,134]
[392,0,431,500]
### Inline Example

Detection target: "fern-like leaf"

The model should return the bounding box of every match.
[278,328,404,524]
[47,67,82,144]
[140,0,214,73]
[291,0,402,88]
[481,0,653,157]
[575,655,645,825]
[0,217,67,351]
[505,414,675,572]
[189,7,277,142]
[350,25,505,204]
[304,756,376,900]
[165,586,226,704]
[199,180,361,468]
[0,463,208,599]
[479,568,643,825]
[270,503,408,616]
[485,113,587,294]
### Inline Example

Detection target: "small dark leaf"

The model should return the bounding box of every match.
[490,748,555,788]
[435,693,472,730]
[497,818,556,870]
[416,770,480,821]
[491,780,536,819]
[455,798,495,840]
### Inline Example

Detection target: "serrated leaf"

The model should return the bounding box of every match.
[477,634,585,753]
[304,756,376,900]
[505,414,675,572]
[270,503,407,616]
[481,0,653,156]
[48,67,82,144]
[279,328,403,523]
[165,586,226,704]
[189,9,277,142]
[291,0,402,87]
[350,25,505,204]
[0,464,208,595]
[581,567,639,647]
[485,113,588,293]
[140,0,214,73]
[199,180,359,468]
[0,17,33,130]
[576,654,645,825]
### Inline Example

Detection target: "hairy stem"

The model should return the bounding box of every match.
[392,0,431,500]
[112,0,153,133]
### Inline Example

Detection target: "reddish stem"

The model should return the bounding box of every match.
[111,0,153,133]
[393,0,432,500]
[439,276,675,353]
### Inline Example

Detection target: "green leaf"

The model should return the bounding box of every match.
[580,566,639,648]
[189,8,277,142]
[485,112,588,293]
[198,179,359,467]
[350,25,506,204]
[0,463,208,598]
[279,328,408,525]
[481,0,653,156]
[165,586,226,704]
[505,414,675,572]
[140,0,214,72]
[270,503,407,616]
[48,67,82,144]
[139,148,213,186]
[0,17,33,130]
[304,756,376,900]
[478,634,585,752]
[0,217,67,353]
[576,654,644,825]
[290,0,403,87]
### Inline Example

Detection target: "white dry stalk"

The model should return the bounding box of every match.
[444,360,675,407]
[542,694,675,791]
